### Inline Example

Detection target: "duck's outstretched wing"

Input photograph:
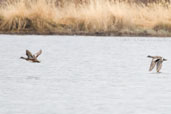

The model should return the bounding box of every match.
[149,59,156,71]
[156,60,163,72]
[26,50,33,59]
[34,50,42,58]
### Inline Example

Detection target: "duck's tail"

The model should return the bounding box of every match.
[163,58,167,61]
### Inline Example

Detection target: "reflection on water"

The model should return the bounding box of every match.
[0,35,171,114]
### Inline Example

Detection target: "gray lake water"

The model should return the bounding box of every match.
[0,35,171,114]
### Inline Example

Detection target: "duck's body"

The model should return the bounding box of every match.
[20,50,42,63]
[20,57,40,63]
[147,55,167,72]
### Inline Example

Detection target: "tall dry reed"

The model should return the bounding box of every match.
[0,0,171,36]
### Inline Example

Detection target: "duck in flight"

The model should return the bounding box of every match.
[20,50,42,63]
[147,55,167,72]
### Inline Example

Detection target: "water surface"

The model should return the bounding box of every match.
[0,35,171,114]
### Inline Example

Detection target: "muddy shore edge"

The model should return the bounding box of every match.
[0,30,170,37]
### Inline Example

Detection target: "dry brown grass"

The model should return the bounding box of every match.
[0,0,171,36]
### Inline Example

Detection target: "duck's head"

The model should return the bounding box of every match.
[147,55,152,58]
[20,56,25,59]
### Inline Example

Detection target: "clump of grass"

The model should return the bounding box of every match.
[0,0,58,33]
[0,0,171,36]
[154,22,171,32]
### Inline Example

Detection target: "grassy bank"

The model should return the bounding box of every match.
[0,0,171,36]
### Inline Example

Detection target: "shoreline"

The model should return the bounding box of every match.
[0,30,170,37]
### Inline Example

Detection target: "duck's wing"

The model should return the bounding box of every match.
[149,59,156,71]
[26,50,34,59]
[34,50,42,58]
[156,60,163,72]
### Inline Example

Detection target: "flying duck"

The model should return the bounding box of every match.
[147,55,167,72]
[20,49,42,63]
